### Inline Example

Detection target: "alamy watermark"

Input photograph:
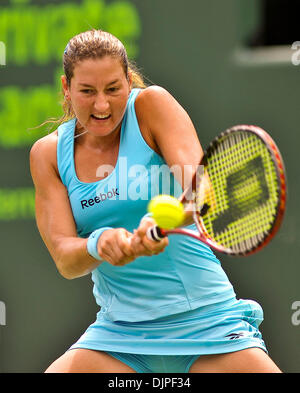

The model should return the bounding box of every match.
[0,41,6,66]
[291,301,300,326]
[92,160,205,210]
[0,301,6,326]
[291,41,300,65]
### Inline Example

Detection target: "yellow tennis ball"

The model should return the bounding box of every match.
[147,195,185,229]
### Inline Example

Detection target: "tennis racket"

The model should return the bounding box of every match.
[147,125,287,256]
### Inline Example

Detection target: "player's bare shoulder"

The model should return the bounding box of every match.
[134,86,172,153]
[135,85,183,125]
[29,130,59,184]
[30,131,57,164]
[135,85,172,112]
[135,85,175,128]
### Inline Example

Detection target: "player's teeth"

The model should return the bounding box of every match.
[93,114,110,119]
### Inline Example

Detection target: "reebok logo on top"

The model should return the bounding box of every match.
[81,188,119,209]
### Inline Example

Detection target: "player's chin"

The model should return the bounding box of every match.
[88,117,122,136]
[86,125,113,137]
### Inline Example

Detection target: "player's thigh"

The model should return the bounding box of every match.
[189,348,281,373]
[44,348,137,373]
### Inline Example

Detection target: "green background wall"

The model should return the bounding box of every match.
[0,0,299,372]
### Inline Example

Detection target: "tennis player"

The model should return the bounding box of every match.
[30,29,281,373]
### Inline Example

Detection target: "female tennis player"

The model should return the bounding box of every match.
[30,29,281,373]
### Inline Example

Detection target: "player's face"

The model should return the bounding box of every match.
[62,56,131,137]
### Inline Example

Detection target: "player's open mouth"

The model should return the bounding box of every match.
[91,114,111,121]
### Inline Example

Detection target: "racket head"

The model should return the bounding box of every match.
[192,125,287,256]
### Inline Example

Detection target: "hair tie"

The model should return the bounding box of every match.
[64,43,70,55]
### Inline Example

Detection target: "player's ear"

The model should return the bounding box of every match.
[61,75,70,98]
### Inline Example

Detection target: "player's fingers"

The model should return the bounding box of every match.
[129,232,150,256]
[135,217,157,238]
[130,240,154,256]
[117,229,135,257]
[110,230,137,264]
[141,235,169,254]
[106,249,136,266]
[132,231,169,256]
[98,229,135,266]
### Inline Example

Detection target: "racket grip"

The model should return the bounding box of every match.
[146,226,165,241]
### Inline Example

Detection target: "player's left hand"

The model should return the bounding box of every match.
[130,217,169,256]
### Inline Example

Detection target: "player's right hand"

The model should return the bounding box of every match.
[97,228,137,266]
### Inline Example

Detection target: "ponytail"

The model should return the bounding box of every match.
[128,62,147,89]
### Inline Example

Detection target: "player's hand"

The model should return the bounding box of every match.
[130,217,169,256]
[97,228,137,266]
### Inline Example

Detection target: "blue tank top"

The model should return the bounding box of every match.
[57,88,235,322]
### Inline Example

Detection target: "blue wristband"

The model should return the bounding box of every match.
[87,227,112,261]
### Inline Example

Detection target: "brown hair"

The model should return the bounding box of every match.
[54,29,147,126]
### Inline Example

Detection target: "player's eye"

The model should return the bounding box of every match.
[107,86,119,93]
[80,89,93,94]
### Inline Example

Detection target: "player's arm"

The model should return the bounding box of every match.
[30,134,103,279]
[135,86,203,229]
[135,85,203,188]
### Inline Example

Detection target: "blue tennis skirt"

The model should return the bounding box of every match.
[69,297,267,372]
[70,299,267,372]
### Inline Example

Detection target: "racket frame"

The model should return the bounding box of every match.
[151,125,287,256]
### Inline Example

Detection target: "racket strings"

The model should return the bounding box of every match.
[197,131,280,254]
[227,133,272,250]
